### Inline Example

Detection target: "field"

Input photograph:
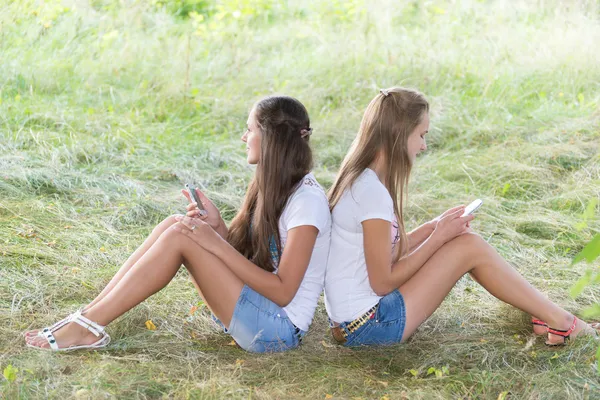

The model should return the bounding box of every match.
[1,0,600,398]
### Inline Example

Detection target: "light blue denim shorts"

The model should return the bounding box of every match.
[212,285,306,353]
[337,289,407,347]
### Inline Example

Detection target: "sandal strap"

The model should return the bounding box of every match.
[531,318,547,327]
[70,311,106,337]
[42,329,59,350]
[41,316,71,336]
[548,316,577,338]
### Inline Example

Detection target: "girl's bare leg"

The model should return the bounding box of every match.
[86,215,184,309]
[25,215,183,337]
[399,233,595,342]
[26,224,242,349]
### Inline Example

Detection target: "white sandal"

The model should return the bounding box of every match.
[26,310,110,351]
[25,307,85,338]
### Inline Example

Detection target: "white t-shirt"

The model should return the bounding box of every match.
[274,173,332,331]
[324,168,397,323]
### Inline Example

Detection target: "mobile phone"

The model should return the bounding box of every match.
[185,184,206,211]
[461,199,483,217]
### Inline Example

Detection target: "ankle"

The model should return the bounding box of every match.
[547,313,575,330]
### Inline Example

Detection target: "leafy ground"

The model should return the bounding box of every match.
[1,0,599,398]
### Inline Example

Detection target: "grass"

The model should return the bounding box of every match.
[1,0,599,398]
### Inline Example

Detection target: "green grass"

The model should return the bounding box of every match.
[1,0,600,398]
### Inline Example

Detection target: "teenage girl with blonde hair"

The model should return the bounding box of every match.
[324,87,598,347]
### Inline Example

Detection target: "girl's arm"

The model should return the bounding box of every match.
[174,217,317,307]
[406,221,435,252]
[215,219,229,239]
[363,209,473,296]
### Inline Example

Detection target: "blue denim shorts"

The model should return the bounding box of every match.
[337,289,407,347]
[212,285,306,353]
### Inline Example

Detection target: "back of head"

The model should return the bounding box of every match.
[328,87,429,261]
[229,95,313,272]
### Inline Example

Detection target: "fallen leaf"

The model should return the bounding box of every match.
[325,395,333,399]
[235,359,245,366]
[228,340,237,346]
[99,247,106,253]
[145,320,156,330]
[190,306,198,316]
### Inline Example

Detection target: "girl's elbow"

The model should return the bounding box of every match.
[275,296,293,308]
[372,282,392,297]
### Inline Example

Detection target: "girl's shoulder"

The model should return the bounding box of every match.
[350,168,391,201]
[281,173,331,231]
[287,173,329,210]
[299,173,325,193]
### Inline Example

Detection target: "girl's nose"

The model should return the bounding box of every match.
[241,131,248,142]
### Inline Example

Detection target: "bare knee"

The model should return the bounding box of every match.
[446,232,487,251]
[152,214,184,235]
[444,233,491,266]
[165,214,184,226]
[440,233,490,271]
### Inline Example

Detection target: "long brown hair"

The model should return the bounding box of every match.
[227,96,313,272]
[328,87,429,262]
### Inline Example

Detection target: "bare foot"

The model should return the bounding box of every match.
[531,316,547,336]
[25,321,101,350]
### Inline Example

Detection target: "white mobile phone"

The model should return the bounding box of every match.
[461,199,483,217]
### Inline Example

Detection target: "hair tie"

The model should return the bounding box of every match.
[380,89,390,97]
[300,128,312,138]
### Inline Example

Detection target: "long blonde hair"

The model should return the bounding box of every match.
[328,87,429,262]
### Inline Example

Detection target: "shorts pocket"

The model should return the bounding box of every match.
[345,320,403,347]
[344,322,374,347]
[375,290,405,324]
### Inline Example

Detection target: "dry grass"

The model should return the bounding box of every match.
[1,0,599,398]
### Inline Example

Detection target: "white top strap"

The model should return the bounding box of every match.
[70,311,106,337]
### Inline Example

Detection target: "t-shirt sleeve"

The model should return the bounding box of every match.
[354,180,394,223]
[283,189,331,233]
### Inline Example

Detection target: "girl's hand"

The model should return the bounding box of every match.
[172,216,223,254]
[431,208,475,244]
[181,188,224,231]
[430,205,465,228]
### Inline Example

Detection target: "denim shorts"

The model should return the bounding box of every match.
[212,285,306,353]
[337,289,407,347]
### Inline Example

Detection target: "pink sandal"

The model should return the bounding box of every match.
[546,316,577,346]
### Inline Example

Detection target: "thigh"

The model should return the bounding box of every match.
[163,227,244,328]
[399,233,484,341]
